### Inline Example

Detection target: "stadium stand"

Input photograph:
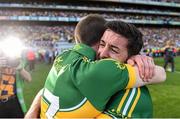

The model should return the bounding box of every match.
[0,0,179,56]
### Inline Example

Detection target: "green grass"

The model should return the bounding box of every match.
[148,56,180,118]
[24,63,52,109]
[24,57,180,117]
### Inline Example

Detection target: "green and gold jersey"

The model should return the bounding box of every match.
[97,86,153,118]
[40,44,136,118]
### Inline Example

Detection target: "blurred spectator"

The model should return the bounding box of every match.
[27,48,35,71]
[48,49,54,64]
[163,41,176,72]
[54,48,59,60]
[44,49,49,64]
[0,52,31,118]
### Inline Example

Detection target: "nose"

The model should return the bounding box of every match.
[98,47,109,59]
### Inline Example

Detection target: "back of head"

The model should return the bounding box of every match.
[105,20,143,57]
[74,14,106,46]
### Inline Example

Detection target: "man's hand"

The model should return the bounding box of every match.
[127,55,155,82]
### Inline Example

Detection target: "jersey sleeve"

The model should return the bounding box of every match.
[124,64,136,89]
[70,58,136,111]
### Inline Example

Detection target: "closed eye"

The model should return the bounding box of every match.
[111,48,119,53]
[111,45,120,54]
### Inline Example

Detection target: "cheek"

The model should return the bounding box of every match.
[97,48,102,55]
[112,54,128,63]
[97,48,104,58]
[110,54,121,61]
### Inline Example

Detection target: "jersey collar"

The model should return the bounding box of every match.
[73,43,96,60]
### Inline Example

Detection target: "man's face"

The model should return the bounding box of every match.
[98,29,128,62]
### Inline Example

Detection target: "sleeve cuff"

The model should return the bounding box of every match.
[125,64,136,89]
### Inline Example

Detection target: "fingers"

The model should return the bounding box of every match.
[148,57,155,79]
[133,55,145,80]
[143,56,153,81]
[127,59,135,66]
[140,56,155,81]
[129,55,155,82]
[141,56,150,81]
[143,56,155,81]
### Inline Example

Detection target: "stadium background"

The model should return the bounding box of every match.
[0,0,180,117]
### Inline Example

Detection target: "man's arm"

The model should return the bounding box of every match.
[24,89,43,118]
[126,55,166,87]
[71,57,166,110]
[19,68,32,82]
[127,55,155,81]
[72,57,166,91]
[133,65,166,87]
[14,59,32,82]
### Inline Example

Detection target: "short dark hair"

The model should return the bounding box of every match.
[74,14,106,46]
[105,20,143,57]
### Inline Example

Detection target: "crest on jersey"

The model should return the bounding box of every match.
[115,62,126,70]
[82,56,90,62]
[54,56,63,73]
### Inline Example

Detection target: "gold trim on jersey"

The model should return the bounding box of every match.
[125,64,136,89]
[40,98,49,118]
[116,89,130,113]
[128,88,141,117]
[96,112,113,119]
[41,98,101,118]
[115,88,141,118]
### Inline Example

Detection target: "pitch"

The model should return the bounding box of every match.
[24,56,180,118]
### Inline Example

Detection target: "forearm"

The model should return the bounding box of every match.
[19,68,32,82]
[134,65,166,87]
[25,89,43,118]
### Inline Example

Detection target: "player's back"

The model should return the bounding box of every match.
[40,43,135,118]
[40,48,101,118]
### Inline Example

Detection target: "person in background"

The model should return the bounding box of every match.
[48,48,54,64]
[27,48,35,71]
[0,52,32,118]
[54,48,59,61]
[163,41,175,72]
[44,49,49,64]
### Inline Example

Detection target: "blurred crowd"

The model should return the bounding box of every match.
[0,0,179,60]
[0,24,179,47]
[0,25,75,43]
[0,24,179,57]
[139,27,180,47]
[142,47,179,58]
[0,10,179,22]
